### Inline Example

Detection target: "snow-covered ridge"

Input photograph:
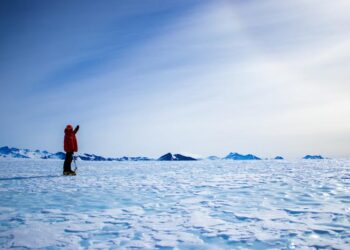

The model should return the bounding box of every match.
[224,152,262,160]
[158,153,197,161]
[303,155,324,159]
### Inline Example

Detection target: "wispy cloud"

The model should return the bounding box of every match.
[1,0,350,158]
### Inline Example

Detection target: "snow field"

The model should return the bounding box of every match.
[0,159,349,249]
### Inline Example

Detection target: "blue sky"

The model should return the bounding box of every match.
[1,0,350,158]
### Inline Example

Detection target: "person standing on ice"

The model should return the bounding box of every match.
[63,124,79,175]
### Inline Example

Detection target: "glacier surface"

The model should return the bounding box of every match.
[0,159,349,249]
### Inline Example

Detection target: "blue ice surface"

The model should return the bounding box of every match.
[0,159,349,249]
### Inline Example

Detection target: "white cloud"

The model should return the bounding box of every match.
[2,0,350,158]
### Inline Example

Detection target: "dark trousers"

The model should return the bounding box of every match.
[63,152,74,172]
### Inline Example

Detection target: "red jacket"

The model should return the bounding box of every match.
[64,125,78,152]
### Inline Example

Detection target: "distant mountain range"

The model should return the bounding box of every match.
[0,146,326,161]
[0,146,65,160]
[274,156,284,160]
[303,155,324,160]
[223,152,261,160]
[158,153,197,161]
[0,146,153,161]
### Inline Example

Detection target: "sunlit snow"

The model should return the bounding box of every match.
[0,159,349,249]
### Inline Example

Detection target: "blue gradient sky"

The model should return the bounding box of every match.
[1,0,350,158]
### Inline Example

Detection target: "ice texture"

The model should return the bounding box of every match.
[0,159,349,249]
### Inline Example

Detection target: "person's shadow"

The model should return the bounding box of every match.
[0,175,62,181]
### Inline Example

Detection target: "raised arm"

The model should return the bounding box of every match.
[74,125,80,134]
